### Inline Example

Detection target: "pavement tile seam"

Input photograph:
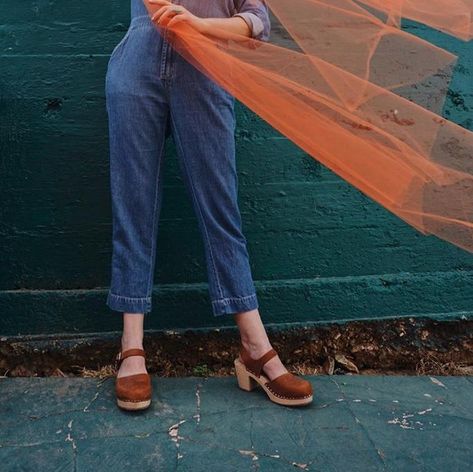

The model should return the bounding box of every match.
[0,430,173,450]
[343,401,388,469]
[165,387,318,470]
[176,433,313,471]
[1,376,472,471]
[329,377,388,469]
[280,412,336,470]
[327,394,472,432]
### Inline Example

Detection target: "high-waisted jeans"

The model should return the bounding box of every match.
[104,12,259,316]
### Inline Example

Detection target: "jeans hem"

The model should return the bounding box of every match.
[211,293,259,317]
[106,291,152,314]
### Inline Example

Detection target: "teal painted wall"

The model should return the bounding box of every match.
[1,2,473,336]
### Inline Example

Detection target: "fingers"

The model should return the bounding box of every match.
[151,4,187,25]
[166,14,186,28]
[158,8,180,25]
[148,0,173,24]
[151,5,168,23]
[151,5,177,24]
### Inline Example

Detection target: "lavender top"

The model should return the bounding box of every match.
[131,0,271,41]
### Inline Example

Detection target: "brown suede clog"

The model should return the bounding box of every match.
[234,344,313,406]
[115,348,152,411]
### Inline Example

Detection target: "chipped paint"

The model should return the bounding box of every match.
[168,419,186,442]
[193,383,201,424]
[430,377,447,388]
[1,373,471,469]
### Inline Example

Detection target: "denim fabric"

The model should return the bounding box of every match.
[105,1,270,316]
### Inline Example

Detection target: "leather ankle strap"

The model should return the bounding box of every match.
[240,344,277,377]
[115,348,146,368]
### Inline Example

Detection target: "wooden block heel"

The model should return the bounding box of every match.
[234,344,314,407]
[234,358,258,391]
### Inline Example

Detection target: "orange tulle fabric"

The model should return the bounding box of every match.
[145,0,473,253]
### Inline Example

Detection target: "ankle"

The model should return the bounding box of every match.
[240,338,272,359]
[121,335,144,351]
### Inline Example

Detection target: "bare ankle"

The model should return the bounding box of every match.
[121,335,144,350]
[241,338,272,358]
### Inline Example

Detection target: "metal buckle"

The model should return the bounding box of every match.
[114,351,122,370]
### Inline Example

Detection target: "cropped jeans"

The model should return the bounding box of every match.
[104,12,259,316]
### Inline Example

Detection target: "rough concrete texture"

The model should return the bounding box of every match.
[2,3,473,335]
[1,375,472,471]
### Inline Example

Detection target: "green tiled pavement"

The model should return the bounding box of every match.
[1,375,472,471]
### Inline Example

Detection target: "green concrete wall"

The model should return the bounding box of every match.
[1,2,473,336]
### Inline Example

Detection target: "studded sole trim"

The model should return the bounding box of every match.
[234,358,313,406]
[264,384,313,400]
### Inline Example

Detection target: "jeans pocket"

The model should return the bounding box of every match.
[109,26,133,63]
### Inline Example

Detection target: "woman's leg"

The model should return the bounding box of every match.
[104,21,170,375]
[168,56,288,379]
[118,313,146,377]
[234,310,288,380]
[105,89,169,316]
[169,74,258,316]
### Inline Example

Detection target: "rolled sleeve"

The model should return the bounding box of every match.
[233,1,271,41]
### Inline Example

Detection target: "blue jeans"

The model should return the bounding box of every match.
[104,13,259,316]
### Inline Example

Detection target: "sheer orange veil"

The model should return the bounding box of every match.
[145,0,473,253]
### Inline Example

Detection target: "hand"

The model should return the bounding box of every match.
[147,0,208,33]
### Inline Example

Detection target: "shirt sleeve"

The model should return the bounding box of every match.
[233,0,271,42]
